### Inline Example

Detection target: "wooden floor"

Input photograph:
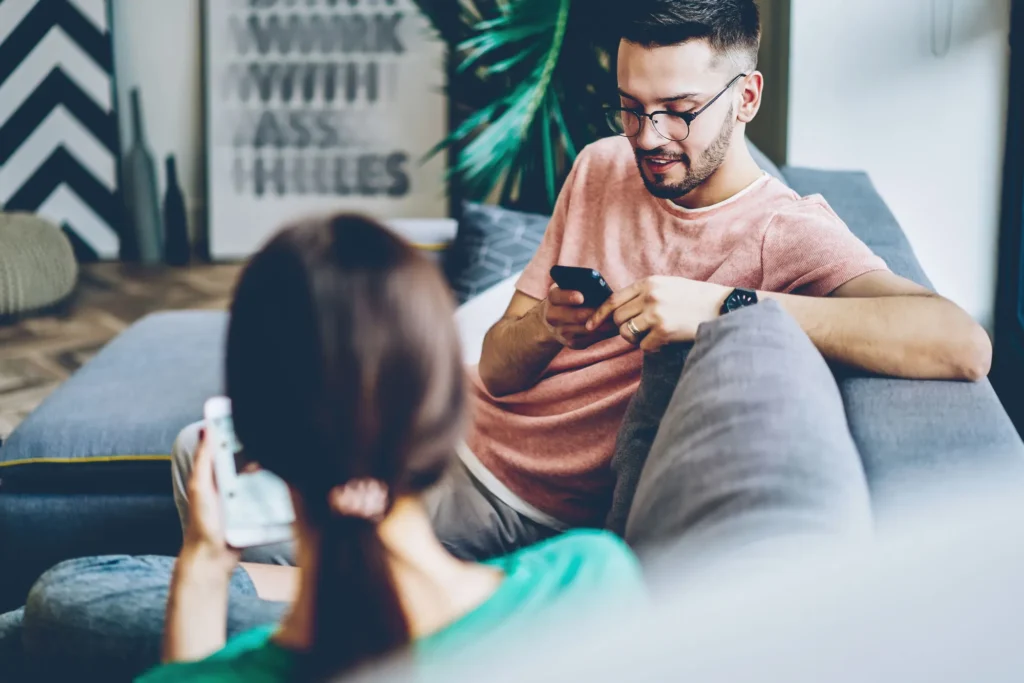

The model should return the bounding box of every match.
[0,263,242,439]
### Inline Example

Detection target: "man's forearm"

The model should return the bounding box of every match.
[479,304,564,397]
[762,292,992,381]
[162,549,232,663]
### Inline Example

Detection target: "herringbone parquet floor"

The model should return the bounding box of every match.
[0,263,242,439]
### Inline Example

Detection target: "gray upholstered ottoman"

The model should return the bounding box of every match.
[0,311,227,612]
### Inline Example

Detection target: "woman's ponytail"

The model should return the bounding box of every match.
[302,510,407,681]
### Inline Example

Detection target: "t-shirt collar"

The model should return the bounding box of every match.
[657,172,771,218]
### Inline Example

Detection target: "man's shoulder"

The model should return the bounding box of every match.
[762,187,847,230]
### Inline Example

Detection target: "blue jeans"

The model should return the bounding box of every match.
[5,301,873,680]
[11,556,281,682]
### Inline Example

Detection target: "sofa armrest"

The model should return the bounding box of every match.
[780,167,1024,504]
[838,371,1024,509]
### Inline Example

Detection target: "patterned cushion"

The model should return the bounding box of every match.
[445,202,549,304]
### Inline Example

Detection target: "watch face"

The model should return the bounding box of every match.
[726,288,758,312]
[733,289,758,308]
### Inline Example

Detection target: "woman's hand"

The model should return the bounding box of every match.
[163,428,240,663]
[181,427,239,574]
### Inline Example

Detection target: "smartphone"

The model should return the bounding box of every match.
[204,397,295,549]
[549,266,614,307]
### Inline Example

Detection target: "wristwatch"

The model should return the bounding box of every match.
[719,287,759,315]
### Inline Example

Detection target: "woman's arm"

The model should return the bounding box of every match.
[162,428,242,663]
[163,549,235,662]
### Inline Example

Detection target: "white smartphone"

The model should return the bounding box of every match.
[204,396,296,549]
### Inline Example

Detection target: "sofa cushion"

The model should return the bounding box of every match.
[0,311,226,493]
[445,202,549,304]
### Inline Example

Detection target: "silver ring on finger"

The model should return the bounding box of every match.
[626,318,642,340]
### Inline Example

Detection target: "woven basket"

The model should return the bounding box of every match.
[0,213,79,317]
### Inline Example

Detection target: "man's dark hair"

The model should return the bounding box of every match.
[619,0,761,69]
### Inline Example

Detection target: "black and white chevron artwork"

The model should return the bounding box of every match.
[0,0,122,261]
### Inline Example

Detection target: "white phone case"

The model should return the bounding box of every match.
[204,397,295,549]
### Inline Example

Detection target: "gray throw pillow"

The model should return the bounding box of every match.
[445,202,549,304]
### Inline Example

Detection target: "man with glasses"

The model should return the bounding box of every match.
[159,1,993,559]
[467,0,992,532]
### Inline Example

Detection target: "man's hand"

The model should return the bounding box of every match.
[541,284,619,350]
[587,276,730,352]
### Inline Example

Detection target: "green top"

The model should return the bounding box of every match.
[137,530,644,683]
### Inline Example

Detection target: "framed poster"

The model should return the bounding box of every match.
[203,0,450,259]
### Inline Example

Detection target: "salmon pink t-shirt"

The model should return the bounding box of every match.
[464,136,888,527]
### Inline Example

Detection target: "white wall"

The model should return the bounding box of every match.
[787,0,1010,329]
[111,0,204,240]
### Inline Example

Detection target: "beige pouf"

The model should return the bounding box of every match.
[0,213,79,317]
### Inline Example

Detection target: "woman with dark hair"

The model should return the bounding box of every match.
[139,214,643,682]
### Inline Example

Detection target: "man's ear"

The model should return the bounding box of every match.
[737,71,764,124]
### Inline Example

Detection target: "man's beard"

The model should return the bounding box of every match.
[635,107,736,200]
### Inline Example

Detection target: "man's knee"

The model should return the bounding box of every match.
[171,421,203,484]
[171,421,203,530]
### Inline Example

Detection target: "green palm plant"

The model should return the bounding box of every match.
[414,0,619,214]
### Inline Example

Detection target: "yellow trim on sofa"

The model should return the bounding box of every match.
[413,242,451,252]
[0,454,171,468]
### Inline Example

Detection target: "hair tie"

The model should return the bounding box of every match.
[328,479,389,522]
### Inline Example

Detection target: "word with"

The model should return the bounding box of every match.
[223,62,380,105]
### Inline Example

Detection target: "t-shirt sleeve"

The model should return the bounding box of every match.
[760,198,889,297]
[514,158,581,300]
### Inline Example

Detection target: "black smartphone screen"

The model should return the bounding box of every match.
[549,266,614,307]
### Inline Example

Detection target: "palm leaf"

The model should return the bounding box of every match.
[414,0,617,213]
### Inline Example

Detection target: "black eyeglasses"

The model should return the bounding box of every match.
[605,73,747,142]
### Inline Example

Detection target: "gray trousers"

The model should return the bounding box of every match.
[11,300,872,681]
